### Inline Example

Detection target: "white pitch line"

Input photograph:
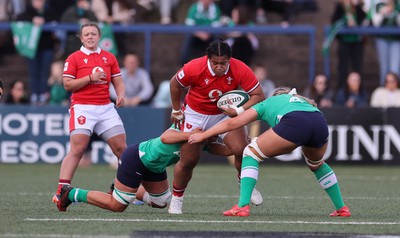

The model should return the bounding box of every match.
[25,218,400,225]
[4,192,400,201]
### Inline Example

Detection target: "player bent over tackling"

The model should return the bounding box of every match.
[57,126,232,212]
[189,87,351,217]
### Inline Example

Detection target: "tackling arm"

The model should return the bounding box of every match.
[243,85,265,110]
[189,109,259,144]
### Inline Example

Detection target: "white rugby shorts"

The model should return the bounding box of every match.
[183,105,229,132]
[69,103,124,135]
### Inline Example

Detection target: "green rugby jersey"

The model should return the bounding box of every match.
[251,94,321,127]
[138,127,181,174]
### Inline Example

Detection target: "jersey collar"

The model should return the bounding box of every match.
[80,46,102,55]
[207,59,230,76]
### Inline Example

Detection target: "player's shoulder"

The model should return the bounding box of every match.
[181,56,207,76]
[65,50,82,63]
[186,56,207,68]
[229,58,251,72]
[100,49,117,59]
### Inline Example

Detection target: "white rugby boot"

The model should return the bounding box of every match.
[168,195,183,214]
[250,187,263,205]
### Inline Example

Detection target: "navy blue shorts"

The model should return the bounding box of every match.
[272,111,328,148]
[116,144,167,189]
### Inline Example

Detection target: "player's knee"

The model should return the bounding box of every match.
[112,187,136,206]
[148,190,171,209]
[114,144,127,158]
[179,158,198,170]
[305,157,324,171]
[110,203,128,212]
[243,138,268,162]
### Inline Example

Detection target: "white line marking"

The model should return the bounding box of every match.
[4,192,400,201]
[25,218,400,225]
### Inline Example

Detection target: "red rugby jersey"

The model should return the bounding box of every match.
[63,47,121,106]
[176,56,259,114]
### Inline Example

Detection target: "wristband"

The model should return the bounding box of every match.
[171,109,182,114]
[172,114,184,120]
[233,106,245,115]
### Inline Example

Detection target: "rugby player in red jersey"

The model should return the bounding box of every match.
[168,39,265,214]
[53,22,127,203]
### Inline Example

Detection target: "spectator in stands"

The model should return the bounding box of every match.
[225,4,259,66]
[180,0,222,65]
[0,0,25,63]
[48,60,69,105]
[47,0,74,22]
[16,0,58,105]
[5,80,29,104]
[335,71,368,108]
[253,63,275,98]
[154,0,180,25]
[91,0,136,55]
[365,0,400,86]
[60,0,98,58]
[151,80,172,108]
[255,0,297,27]
[110,53,154,106]
[331,0,366,90]
[0,79,3,101]
[370,72,400,108]
[303,74,334,108]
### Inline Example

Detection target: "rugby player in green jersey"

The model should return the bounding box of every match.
[56,126,231,212]
[189,87,351,217]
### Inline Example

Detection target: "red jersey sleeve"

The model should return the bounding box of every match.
[175,58,204,87]
[230,58,260,93]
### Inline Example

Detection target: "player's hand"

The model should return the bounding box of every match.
[188,133,205,144]
[91,71,107,84]
[220,105,239,117]
[170,109,184,129]
[115,96,125,108]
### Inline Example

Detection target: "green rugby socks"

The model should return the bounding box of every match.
[314,163,345,209]
[238,156,259,207]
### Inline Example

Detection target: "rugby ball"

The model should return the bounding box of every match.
[217,90,250,109]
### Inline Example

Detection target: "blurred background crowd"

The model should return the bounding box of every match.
[0,0,400,109]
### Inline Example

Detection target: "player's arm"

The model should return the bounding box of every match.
[160,127,202,144]
[244,85,265,110]
[63,75,92,91]
[170,74,184,127]
[170,74,182,110]
[189,109,258,144]
[111,75,126,108]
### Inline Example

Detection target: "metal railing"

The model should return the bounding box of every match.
[0,22,316,83]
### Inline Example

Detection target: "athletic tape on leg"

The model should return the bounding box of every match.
[113,187,136,205]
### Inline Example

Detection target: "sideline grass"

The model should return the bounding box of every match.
[0,163,399,237]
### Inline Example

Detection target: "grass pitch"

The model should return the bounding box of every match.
[0,163,399,237]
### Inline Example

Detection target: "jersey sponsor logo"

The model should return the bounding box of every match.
[83,58,88,64]
[204,78,209,85]
[226,77,233,84]
[102,57,108,64]
[289,96,303,103]
[178,70,185,79]
[77,115,86,125]
[208,89,223,102]
[91,67,107,84]
[63,62,68,71]
[92,66,104,73]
